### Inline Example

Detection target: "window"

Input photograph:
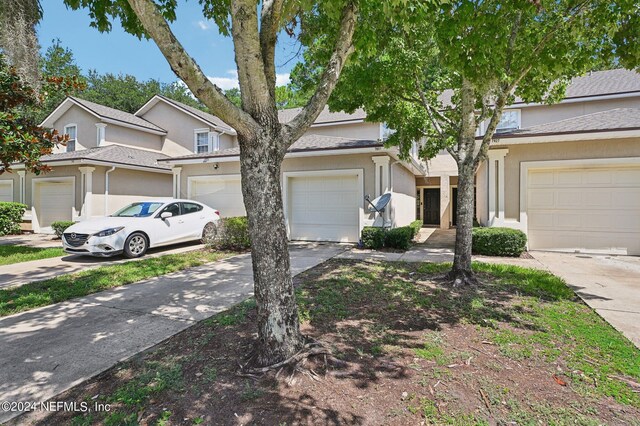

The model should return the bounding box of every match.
[112,202,163,217]
[194,129,220,153]
[380,123,396,140]
[495,110,521,133]
[64,124,77,152]
[96,124,106,146]
[159,203,181,217]
[181,202,204,215]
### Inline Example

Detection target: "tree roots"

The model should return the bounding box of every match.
[445,268,480,287]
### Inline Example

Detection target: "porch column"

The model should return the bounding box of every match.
[17,170,26,204]
[172,167,182,198]
[487,149,509,225]
[79,166,95,220]
[96,123,107,146]
[372,156,391,225]
[439,174,450,229]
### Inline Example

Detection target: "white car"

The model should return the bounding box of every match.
[62,199,220,258]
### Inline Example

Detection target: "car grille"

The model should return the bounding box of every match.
[63,233,90,247]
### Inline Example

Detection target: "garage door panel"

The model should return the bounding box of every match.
[288,174,360,242]
[527,165,640,254]
[190,177,245,217]
[0,182,12,202]
[34,180,74,228]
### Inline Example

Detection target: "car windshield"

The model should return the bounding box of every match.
[111,202,164,218]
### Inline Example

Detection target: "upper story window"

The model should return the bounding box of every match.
[64,124,77,152]
[194,129,220,153]
[495,110,521,133]
[380,123,396,140]
[96,124,106,146]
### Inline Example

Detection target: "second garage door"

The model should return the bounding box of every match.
[33,179,74,229]
[287,172,362,242]
[0,181,12,202]
[189,176,246,217]
[526,165,640,255]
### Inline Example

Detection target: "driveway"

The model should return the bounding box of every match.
[533,251,640,349]
[0,242,205,290]
[0,242,347,423]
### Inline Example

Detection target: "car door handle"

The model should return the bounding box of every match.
[178,220,184,224]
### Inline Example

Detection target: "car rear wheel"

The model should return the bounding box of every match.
[201,222,216,244]
[124,232,148,258]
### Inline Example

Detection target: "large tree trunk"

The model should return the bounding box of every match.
[447,161,478,286]
[239,132,304,367]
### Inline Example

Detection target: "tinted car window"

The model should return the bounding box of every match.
[181,202,203,215]
[160,203,181,217]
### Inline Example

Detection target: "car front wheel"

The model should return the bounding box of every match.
[123,232,148,258]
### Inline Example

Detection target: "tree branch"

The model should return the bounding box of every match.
[231,0,275,124]
[260,0,284,99]
[284,1,358,143]
[126,0,258,136]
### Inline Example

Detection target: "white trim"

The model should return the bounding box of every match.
[96,123,107,146]
[194,128,211,153]
[518,157,640,239]
[0,179,14,202]
[282,169,364,242]
[487,149,508,225]
[31,176,76,233]
[39,159,172,174]
[172,167,182,198]
[494,129,640,145]
[310,119,365,128]
[17,170,25,204]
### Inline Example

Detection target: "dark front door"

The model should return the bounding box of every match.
[423,189,440,226]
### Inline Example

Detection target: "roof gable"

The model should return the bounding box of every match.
[39,97,167,135]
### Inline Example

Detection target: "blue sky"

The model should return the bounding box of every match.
[38,2,300,89]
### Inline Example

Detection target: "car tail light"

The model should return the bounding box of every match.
[214,210,220,217]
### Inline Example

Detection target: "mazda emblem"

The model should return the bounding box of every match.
[70,233,76,239]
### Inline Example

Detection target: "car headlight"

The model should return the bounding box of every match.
[93,227,125,237]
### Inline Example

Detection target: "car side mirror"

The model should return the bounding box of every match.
[160,212,173,219]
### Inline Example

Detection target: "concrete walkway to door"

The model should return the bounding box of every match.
[0,242,347,423]
[533,251,640,349]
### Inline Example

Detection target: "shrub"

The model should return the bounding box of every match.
[361,226,386,249]
[0,202,27,236]
[472,227,527,257]
[409,220,423,238]
[205,216,250,250]
[385,226,413,250]
[51,221,76,238]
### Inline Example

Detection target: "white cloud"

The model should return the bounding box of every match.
[207,71,291,91]
[196,20,210,30]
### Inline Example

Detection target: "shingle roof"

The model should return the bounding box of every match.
[42,145,171,170]
[68,97,166,133]
[439,69,640,107]
[278,106,367,124]
[498,108,640,138]
[152,95,235,132]
[159,134,382,162]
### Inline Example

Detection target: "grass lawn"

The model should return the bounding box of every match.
[0,249,237,317]
[0,245,65,266]
[19,260,640,426]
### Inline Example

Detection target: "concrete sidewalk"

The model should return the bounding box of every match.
[0,242,347,423]
[532,251,640,349]
[0,242,205,290]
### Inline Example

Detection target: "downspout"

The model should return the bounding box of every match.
[105,166,116,216]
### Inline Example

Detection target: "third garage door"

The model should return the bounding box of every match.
[189,176,246,217]
[526,165,640,255]
[287,172,361,242]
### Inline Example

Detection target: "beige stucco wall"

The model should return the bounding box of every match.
[103,125,163,152]
[500,137,640,220]
[91,167,172,216]
[519,97,640,128]
[391,163,416,227]
[304,122,381,140]
[51,106,101,152]
[139,101,237,156]
[476,161,488,225]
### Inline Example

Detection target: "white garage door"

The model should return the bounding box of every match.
[287,173,361,242]
[34,180,74,228]
[0,181,12,202]
[189,176,246,217]
[527,165,640,255]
